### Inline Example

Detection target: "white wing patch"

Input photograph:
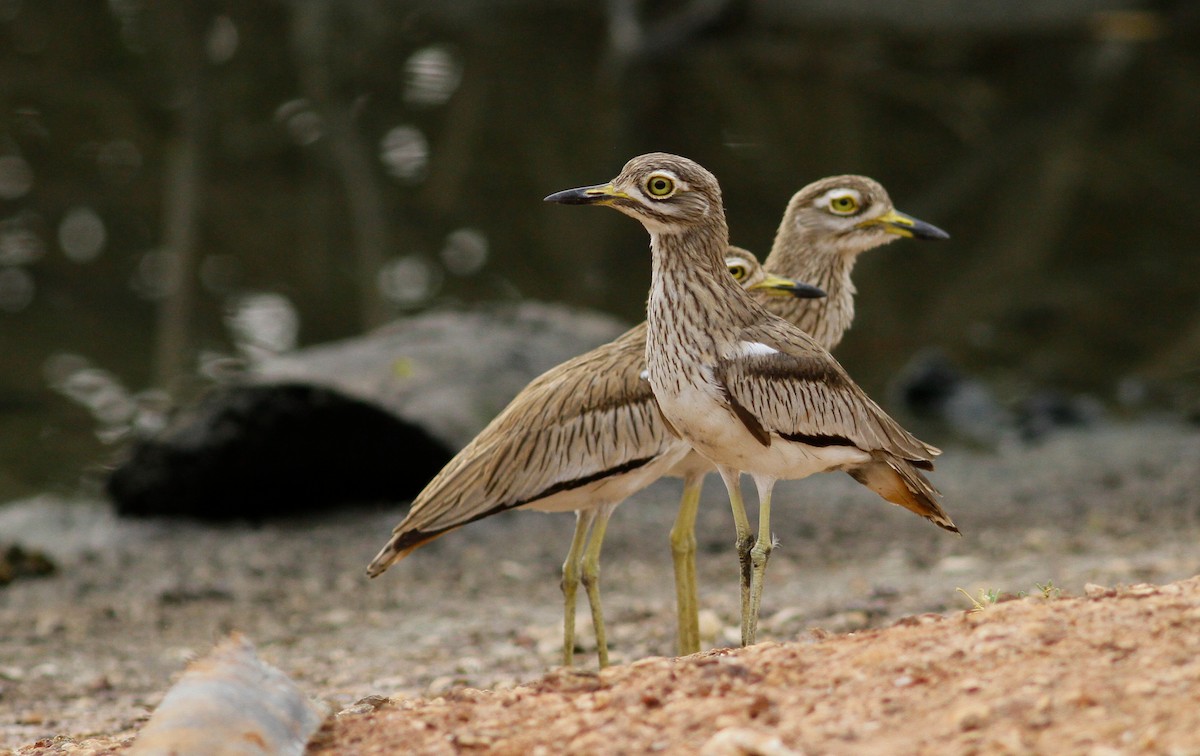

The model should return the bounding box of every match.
[737,341,780,358]
[639,369,649,381]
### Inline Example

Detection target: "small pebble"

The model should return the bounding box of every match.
[1085,583,1113,598]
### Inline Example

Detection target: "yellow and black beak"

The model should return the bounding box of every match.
[750,273,826,300]
[860,209,949,240]
[544,183,630,206]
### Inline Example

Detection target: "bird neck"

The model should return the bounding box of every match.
[646,220,756,359]
[761,224,860,351]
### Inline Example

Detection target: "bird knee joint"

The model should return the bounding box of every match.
[736,534,755,555]
[670,530,697,556]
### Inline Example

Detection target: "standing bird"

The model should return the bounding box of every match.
[761,175,949,351]
[666,175,950,655]
[366,248,823,667]
[545,154,958,647]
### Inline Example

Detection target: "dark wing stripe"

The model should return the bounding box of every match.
[718,379,771,447]
[383,454,662,557]
[778,431,856,448]
[519,454,659,507]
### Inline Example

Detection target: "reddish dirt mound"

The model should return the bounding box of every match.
[310,578,1200,755]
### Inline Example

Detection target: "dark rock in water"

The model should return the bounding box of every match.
[107,302,627,519]
[892,349,1111,445]
[1016,390,1105,441]
[108,384,453,520]
[890,349,1011,445]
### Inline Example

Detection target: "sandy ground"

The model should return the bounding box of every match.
[2,421,1200,754]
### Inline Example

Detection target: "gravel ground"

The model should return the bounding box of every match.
[2,421,1199,752]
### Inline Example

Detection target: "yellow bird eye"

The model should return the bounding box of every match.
[728,263,747,281]
[829,194,859,215]
[645,174,676,198]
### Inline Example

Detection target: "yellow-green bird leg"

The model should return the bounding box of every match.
[561,509,596,667]
[670,472,706,655]
[580,503,617,668]
[745,477,777,646]
[718,466,755,646]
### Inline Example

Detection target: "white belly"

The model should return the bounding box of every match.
[655,380,869,481]
[519,441,691,513]
[664,449,715,480]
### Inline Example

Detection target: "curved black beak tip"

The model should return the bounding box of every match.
[913,219,951,241]
[544,187,593,205]
[791,282,827,299]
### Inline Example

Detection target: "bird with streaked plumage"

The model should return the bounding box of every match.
[545,154,958,647]
[366,247,824,668]
[663,174,950,655]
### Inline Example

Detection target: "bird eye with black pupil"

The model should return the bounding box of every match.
[829,194,859,215]
[645,174,675,198]
[728,264,747,281]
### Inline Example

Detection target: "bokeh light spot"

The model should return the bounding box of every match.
[275,99,324,146]
[404,46,462,107]
[0,266,34,312]
[0,216,44,266]
[379,126,428,183]
[58,206,107,263]
[440,228,488,276]
[226,292,300,357]
[207,14,239,63]
[132,249,181,300]
[378,255,442,308]
[0,155,34,200]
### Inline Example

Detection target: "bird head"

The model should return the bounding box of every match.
[781,175,949,257]
[544,153,724,236]
[725,247,825,300]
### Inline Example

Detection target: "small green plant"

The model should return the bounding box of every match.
[1035,580,1061,599]
[956,586,999,612]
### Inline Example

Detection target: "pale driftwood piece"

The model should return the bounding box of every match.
[129,633,326,756]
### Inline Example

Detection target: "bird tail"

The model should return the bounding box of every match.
[365,528,448,578]
[847,456,959,534]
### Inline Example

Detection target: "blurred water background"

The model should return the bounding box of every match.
[1,0,1197,502]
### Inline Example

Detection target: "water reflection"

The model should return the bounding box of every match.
[440,228,488,277]
[132,250,180,300]
[206,15,239,64]
[96,139,142,184]
[225,292,300,361]
[0,267,33,312]
[58,207,106,263]
[275,99,324,146]
[0,154,33,199]
[379,126,428,182]
[404,46,461,107]
[0,215,43,266]
[199,254,242,297]
[378,255,442,308]
[44,353,171,444]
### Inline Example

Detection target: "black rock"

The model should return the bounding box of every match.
[890,349,1010,445]
[1015,390,1105,441]
[107,384,453,520]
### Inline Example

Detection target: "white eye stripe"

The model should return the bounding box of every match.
[816,188,863,210]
